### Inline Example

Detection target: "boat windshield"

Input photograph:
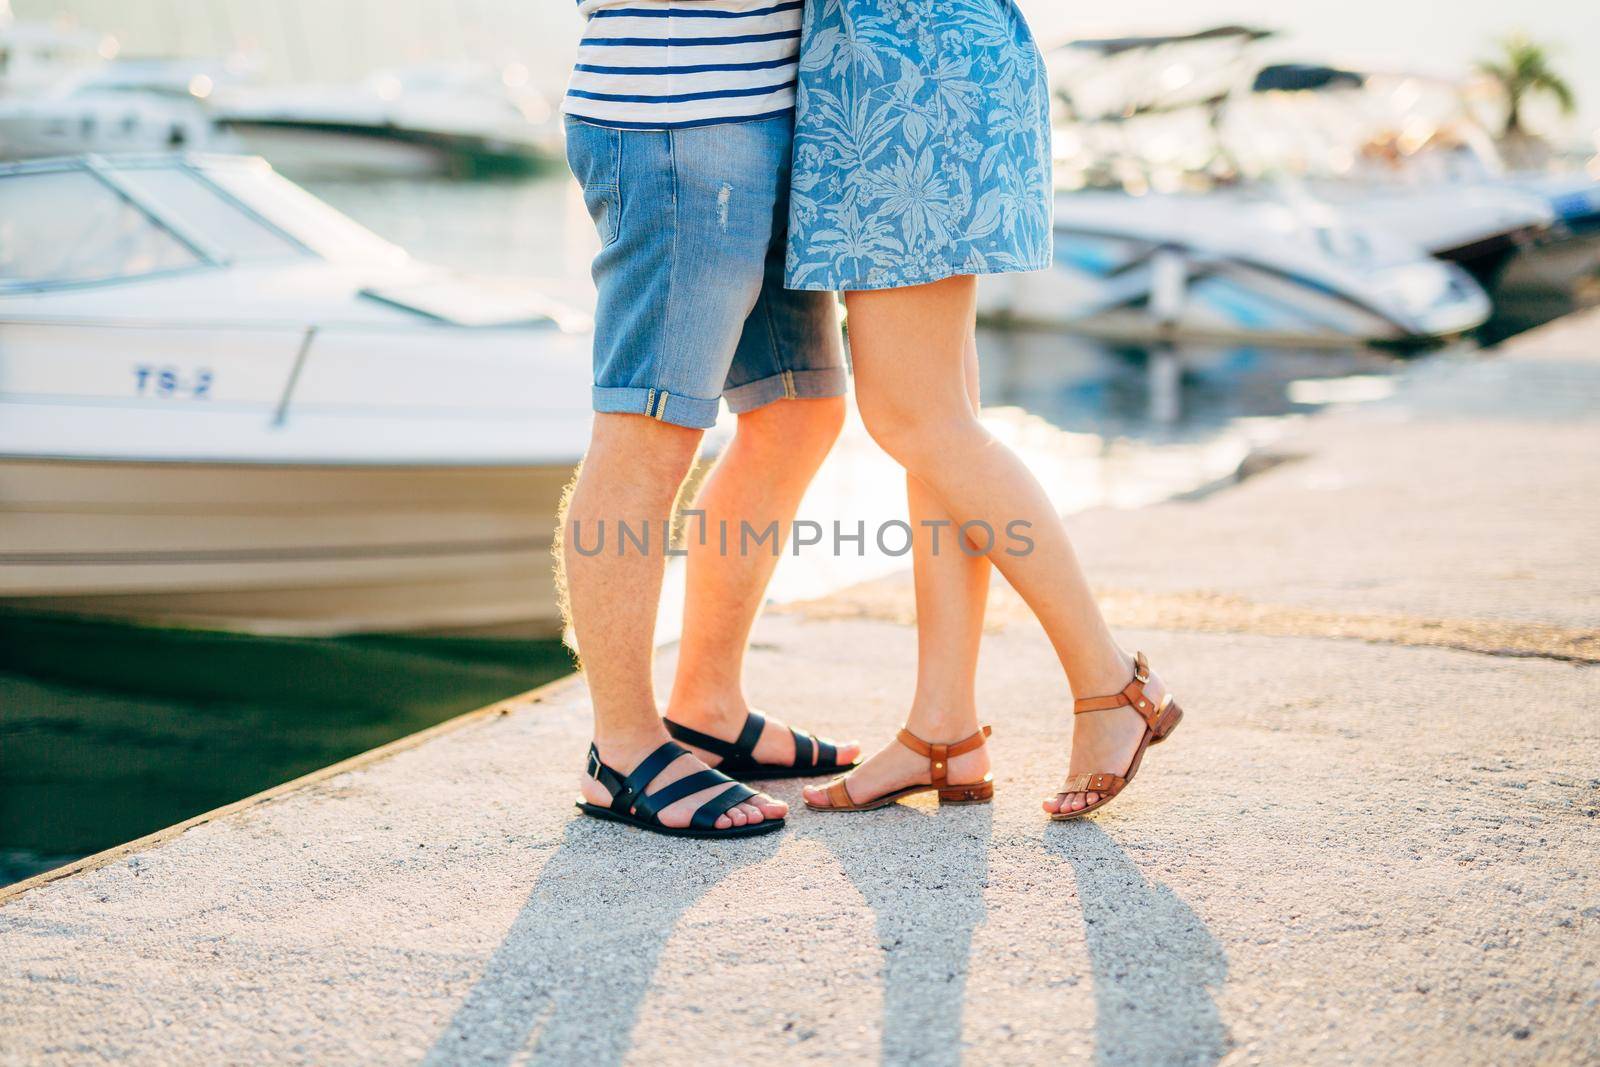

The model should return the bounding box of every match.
[201,162,407,266]
[111,164,309,262]
[0,157,383,292]
[0,169,203,289]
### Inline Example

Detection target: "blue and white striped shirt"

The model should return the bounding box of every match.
[562,0,802,130]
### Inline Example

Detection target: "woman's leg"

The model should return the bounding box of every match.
[844,276,1147,815]
[803,333,992,806]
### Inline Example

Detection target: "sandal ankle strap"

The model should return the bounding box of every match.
[896,724,991,789]
[1073,652,1171,730]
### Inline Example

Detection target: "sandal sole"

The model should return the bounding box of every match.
[719,760,861,781]
[804,777,995,813]
[576,802,786,839]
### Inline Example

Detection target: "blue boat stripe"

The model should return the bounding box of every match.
[592,1,802,18]
[575,56,795,75]
[568,79,795,104]
[581,30,800,46]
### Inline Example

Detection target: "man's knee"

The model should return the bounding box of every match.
[738,395,846,457]
[590,411,703,472]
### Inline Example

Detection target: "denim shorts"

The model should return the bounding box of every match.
[564,113,847,430]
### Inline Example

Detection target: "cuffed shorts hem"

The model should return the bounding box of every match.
[592,386,722,430]
[724,366,850,414]
[567,115,847,430]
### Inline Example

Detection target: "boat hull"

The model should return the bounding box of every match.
[0,95,226,161]
[221,120,548,179]
[976,191,1492,346]
[0,457,572,636]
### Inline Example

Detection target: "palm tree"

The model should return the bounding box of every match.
[1476,33,1576,138]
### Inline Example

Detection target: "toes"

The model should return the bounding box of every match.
[715,812,733,830]
[737,802,764,825]
[1043,793,1064,814]
[726,804,748,827]
[834,740,862,765]
[802,783,829,808]
[754,791,789,818]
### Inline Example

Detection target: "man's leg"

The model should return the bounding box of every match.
[663,396,859,767]
[561,114,817,815]
[563,412,787,829]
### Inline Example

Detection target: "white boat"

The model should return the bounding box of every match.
[1045,30,1566,292]
[1045,26,1279,194]
[0,87,224,159]
[1029,29,1486,344]
[0,10,118,97]
[0,153,595,637]
[1308,182,1552,279]
[978,189,1490,346]
[1225,63,1566,280]
[214,64,561,179]
[0,13,239,161]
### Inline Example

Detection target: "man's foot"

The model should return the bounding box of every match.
[802,726,988,808]
[665,703,860,772]
[580,734,788,830]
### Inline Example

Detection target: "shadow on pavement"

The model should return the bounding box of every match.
[799,801,995,1067]
[1047,821,1231,1067]
[423,800,995,1066]
[422,816,783,1067]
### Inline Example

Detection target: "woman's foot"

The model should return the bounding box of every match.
[802,723,989,808]
[664,701,860,771]
[1042,704,1151,815]
[1045,652,1172,816]
[579,733,788,830]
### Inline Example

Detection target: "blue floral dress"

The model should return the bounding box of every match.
[784,0,1053,291]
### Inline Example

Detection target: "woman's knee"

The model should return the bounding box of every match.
[858,392,978,471]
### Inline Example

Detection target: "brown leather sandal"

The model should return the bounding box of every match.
[1050,652,1183,821]
[805,725,994,812]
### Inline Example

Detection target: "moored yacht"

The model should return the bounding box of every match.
[213,64,561,179]
[1224,63,1592,280]
[0,87,222,159]
[0,153,594,636]
[0,10,118,96]
[0,14,238,161]
[979,189,1490,346]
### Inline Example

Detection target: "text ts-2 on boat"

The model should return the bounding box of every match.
[0,153,594,637]
[977,188,1492,346]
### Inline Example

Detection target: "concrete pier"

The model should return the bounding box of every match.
[3,313,1598,1065]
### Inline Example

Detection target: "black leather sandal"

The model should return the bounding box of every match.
[576,740,784,839]
[664,710,858,780]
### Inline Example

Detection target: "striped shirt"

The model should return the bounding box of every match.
[562,0,803,130]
